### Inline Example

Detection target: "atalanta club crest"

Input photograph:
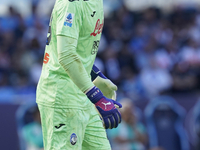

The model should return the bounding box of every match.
[70,133,77,145]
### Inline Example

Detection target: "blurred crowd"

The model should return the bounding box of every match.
[1,2,200,101]
[0,3,49,98]
[97,5,200,100]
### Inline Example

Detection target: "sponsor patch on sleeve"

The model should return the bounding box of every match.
[64,12,74,27]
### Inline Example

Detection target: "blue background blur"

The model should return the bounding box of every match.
[0,0,200,150]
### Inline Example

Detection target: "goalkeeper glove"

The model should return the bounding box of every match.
[86,86,122,129]
[93,76,117,100]
[91,65,117,100]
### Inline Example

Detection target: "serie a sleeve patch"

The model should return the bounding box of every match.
[64,12,75,27]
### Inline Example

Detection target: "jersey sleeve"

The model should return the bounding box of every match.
[56,0,82,39]
[57,35,94,92]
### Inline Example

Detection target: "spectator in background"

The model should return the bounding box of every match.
[139,57,172,97]
[120,66,138,99]
[22,106,43,150]
[103,46,121,84]
[108,98,147,150]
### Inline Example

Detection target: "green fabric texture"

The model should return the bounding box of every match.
[38,104,111,150]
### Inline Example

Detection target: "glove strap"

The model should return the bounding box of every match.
[86,86,104,104]
[91,65,107,81]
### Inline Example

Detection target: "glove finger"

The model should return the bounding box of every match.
[112,100,122,108]
[111,91,117,100]
[111,84,118,91]
[112,112,119,128]
[107,80,118,91]
[108,116,115,129]
[110,83,118,91]
[103,117,110,129]
[116,110,122,123]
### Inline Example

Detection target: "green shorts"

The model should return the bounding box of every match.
[38,104,111,150]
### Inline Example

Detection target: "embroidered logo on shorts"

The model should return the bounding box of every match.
[64,13,74,27]
[70,133,77,145]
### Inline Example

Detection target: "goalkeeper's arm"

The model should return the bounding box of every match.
[57,35,122,129]
[57,35,94,92]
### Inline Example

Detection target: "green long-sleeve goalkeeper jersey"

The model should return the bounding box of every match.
[36,0,104,109]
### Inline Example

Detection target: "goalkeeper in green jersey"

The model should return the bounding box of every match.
[36,0,122,149]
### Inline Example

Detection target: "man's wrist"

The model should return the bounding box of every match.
[84,86,95,94]
[85,86,104,104]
